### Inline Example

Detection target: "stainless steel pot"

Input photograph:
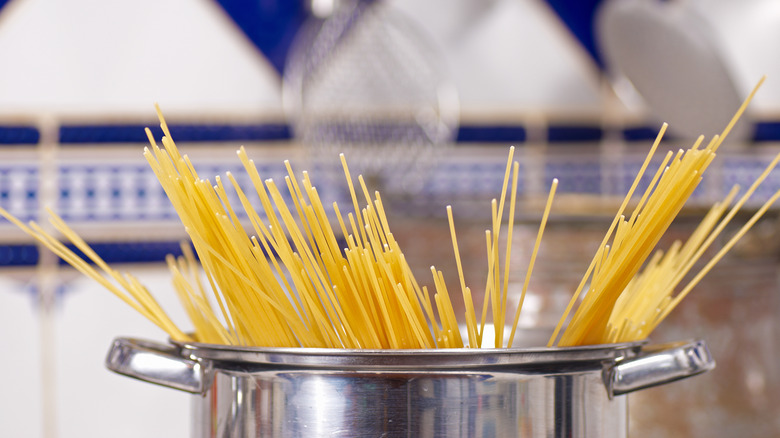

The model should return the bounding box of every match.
[105,336,714,438]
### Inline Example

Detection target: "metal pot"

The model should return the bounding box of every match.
[105,336,714,438]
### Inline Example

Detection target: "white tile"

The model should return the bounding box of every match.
[0,274,42,438]
[55,265,191,438]
[0,0,282,117]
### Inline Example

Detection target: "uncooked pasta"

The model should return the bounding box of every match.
[0,78,777,349]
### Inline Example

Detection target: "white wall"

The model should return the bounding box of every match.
[0,0,282,118]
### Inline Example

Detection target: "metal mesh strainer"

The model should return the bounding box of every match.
[283,0,459,196]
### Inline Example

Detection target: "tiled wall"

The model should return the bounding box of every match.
[1,0,780,436]
[1,118,780,436]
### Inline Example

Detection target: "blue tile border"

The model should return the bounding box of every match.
[0,165,40,222]
[1,117,780,266]
[752,121,780,143]
[59,123,292,144]
[62,241,186,265]
[547,125,603,143]
[53,123,779,145]
[456,126,526,143]
[0,126,39,145]
[52,123,643,145]
[0,152,778,266]
[546,161,602,193]
[0,241,189,266]
[0,244,38,266]
[0,121,778,146]
[622,126,667,142]
[59,125,162,144]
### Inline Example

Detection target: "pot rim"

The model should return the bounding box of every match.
[170,338,647,370]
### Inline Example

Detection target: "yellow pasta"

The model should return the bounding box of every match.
[507,178,557,347]
[552,76,780,347]
[1,76,778,350]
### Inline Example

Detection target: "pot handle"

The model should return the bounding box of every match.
[606,339,714,397]
[105,337,210,394]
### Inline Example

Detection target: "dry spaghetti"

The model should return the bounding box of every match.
[0,105,547,349]
[0,78,777,349]
[550,76,780,347]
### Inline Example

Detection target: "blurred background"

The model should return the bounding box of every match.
[1,0,780,436]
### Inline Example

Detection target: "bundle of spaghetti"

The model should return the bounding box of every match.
[606,150,780,343]
[0,100,556,349]
[159,134,553,348]
[603,188,739,343]
[140,104,471,349]
[550,77,780,347]
[552,128,714,346]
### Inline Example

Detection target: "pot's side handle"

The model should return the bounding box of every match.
[607,339,715,397]
[105,337,211,394]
